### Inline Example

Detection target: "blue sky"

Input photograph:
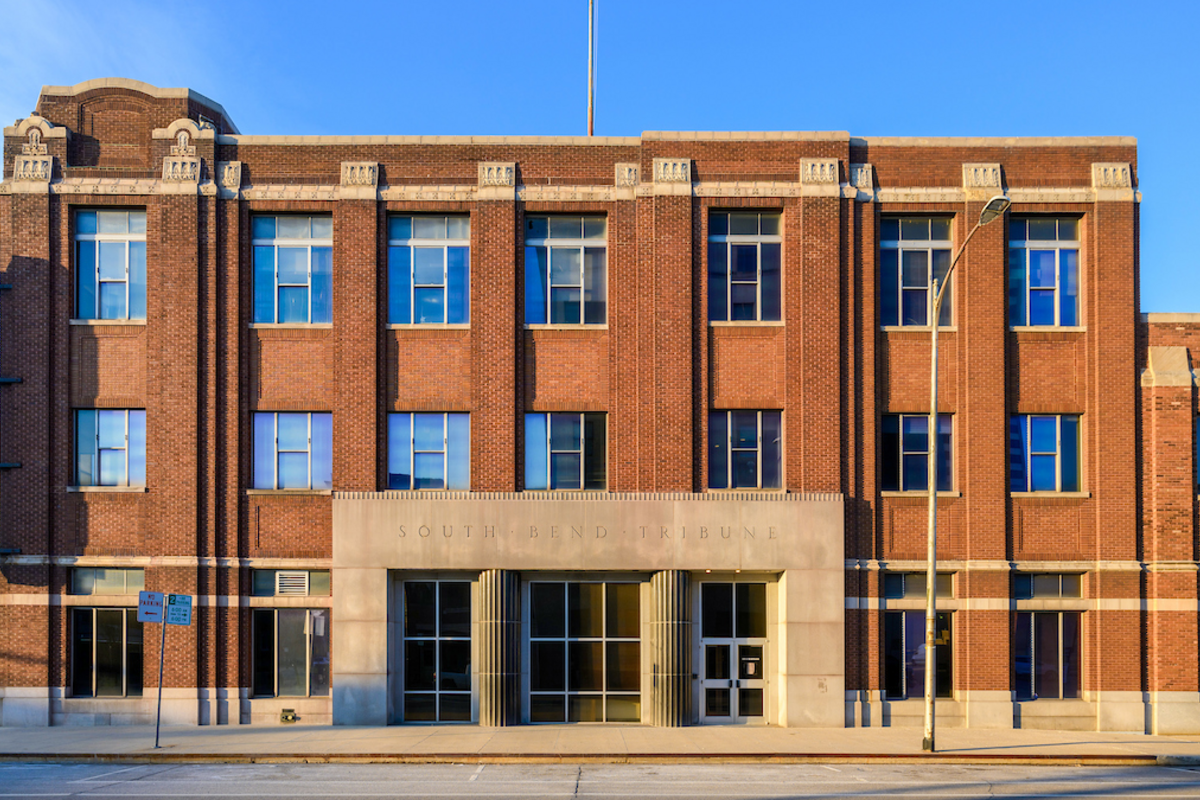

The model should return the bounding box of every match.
[3,0,1196,311]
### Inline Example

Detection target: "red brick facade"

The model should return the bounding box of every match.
[0,79,1196,731]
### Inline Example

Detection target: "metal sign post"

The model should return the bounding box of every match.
[138,591,191,749]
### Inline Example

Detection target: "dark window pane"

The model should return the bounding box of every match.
[405,640,437,691]
[708,242,728,321]
[901,250,928,287]
[702,584,733,639]
[1061,613,1080,699]
[732,450,758,489]
[569,583,603,638]
[606,695,640,722]
[439,583,471,638]
[550,287,581,324]
[904,610,924,700]
[405,582,436,637]
[882,573,905,600]
[606,583,640,639]
[252,610,275,696]
[936,416,953,492]
[1008,219,1027,241]
[708,413,728,489]
[1033,613,1060,699]
[1059,250,1078,326]
[568,641,603,691]
[530,694,565,722]
[880,218,899,241]
[405,693,436,721]
[531,641,565,691]
[388,216,412,240]
[606,641,640,691]
[883,612,904,698]
[730,244,757,282]
[1028,218,1057,241]
[706,688,731,716]
[1058,219,1079,240]
[583,413,606,490]
[730,282,756,321]
[760,243,781,321]
[126,611,143,697]
[933,250,952,326]
[935,612,952,699]
[738,688,764,717]
[447,247,470,324]
[568,695,604,722]
[72,609,94,697]
[526,217,548,239]
[277,609,307,696]
[881,415,900,491]
[738,644,763,680]
[1008,248,1027,326]
[310,247,332,323]
[729,213,757,235]
[761,411,781,489]
[731,411,758,449]
[706,644,731,680]
[879,249,898,326]
[1014,575,1034,600]
[1009,417,1028,492]
[549,217,581,239]
[900,218,928,240]
[551,452,581,490]
[530,583,565,638]
[709,213,728,236]
[903,453,928,492]
[1033,574,1060,598]
[584,248,606,324]
[1060,416,1080,492]
[309,610,330,697]
[902,416,928,453]
[524,246,548,324]
[94,609,123,697]
[901,289,928,326]
[735,583,766,638]
[930,219,952,240]
[439,641,471,691]
[760,213,781,236]
[439,693,471,721]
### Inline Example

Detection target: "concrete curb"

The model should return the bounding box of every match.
[0,752,1169,767]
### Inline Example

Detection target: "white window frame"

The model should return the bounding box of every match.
[709,410,781,490]
[74,210,146,321]
[1009,218,1080,328]
[879,217,952,328]
[251,216,332,324]
[252,608,330,698]
[1013,414,1079,493]
[71,607,142,698]
[387,412,470,491]
[708,212,782,322]
[526,412,607,491]
[75,409,143,488]
[387,216,470,325]
[525,217,607,326]
[255,412,330,490]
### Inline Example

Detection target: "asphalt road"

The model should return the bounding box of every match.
[3,762,1200,799]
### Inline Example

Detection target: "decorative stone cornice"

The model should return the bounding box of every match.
[21,128,47,156]
[1092,162,1136,202]
[847,163,874,201]
[615,163,639,187]
[478,162,515,187]
[339,161,379,200]
[379,185,475,202]
[161,156,200,183]
[962,163,1002,188]
[11,155,52,182]
[170,129,196,157]
[798,158,839,197]
[518,185,617,202]
[652,158,691,183]
[217,161,242,199]
[1141,346,1197,388]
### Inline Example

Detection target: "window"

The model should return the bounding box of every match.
[1009,415,1080,492]
[883,611,952,700]
[251,569,331,597]
[699,583,767,720]
[880,414,952,492]
[708,211,781,322]
[529,582,640,722]
[403,581,471,721]
[524,413,606,490]
[252,216,332,324]
[252,412,332,490]
[524,216,606,325]
[70,568,145,595]
[75,409,146,487]
[880,217,952,327]
[252,609,331,698]
[1014,573,1082,600]
[75,210,146,321]
[387,413,470,490]
[1008,217,1079,327]
[388,216,470,324]
[1014,611,1080,700]
[708,411,782,490]
[882,572,952,599]
[71,608,142,698]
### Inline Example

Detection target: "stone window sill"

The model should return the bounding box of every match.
[245,489,333,496]
[386,323,470,330]
[879,491,961,498]
[709,320,785,327]
[1010,326,1087,333]
[705,487,787,493]
[248,323,333,330]
[525,324,609,331]
[880,325,958,333]
[1010,491,1091,499]
[66,486,146,493]
[69,319,146,326]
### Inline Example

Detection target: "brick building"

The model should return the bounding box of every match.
[0,78,1196,732]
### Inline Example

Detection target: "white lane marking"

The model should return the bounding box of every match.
[821,765,840,772]
[468,764,484,781]
[73,765,145,783]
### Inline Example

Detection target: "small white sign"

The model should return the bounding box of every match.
[165,594,192,626]
[137,591,164,623]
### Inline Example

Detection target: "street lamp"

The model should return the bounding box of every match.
[922,194,1010,753]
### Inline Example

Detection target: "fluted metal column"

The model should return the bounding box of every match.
[478,569,521,726]
[650,570,691,726]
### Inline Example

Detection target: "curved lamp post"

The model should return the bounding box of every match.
[922,194,1010,752]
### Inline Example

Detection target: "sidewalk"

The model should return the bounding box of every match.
[3,724,1200,765]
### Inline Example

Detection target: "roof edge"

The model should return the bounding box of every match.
[1142,313,1200,324]
[39,78,239,134]
[642,131,849,142]
[853,135,1137,148]
[215,134,641,146]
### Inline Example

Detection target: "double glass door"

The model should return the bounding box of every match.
[699,582,767,724]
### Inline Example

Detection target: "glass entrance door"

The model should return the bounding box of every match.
[699,582,768,724]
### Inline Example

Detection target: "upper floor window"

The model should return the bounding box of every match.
[253,411,332,490]
[75,409,145,487]
[524,217,607,325]
[524,412,606,490]
[70,568,145,596]
[708,410,782,490]
[252,569,331,597]
[1009,414,1080,493]
[708,211,781,322]
[76,210,146,321]
[388,216,470,324]
[1008,217,1079,327]
[880,217,952,327]
[880,414,952,492]
[1014,573,1082,599]
[387,412,470,490]
[252,216,332,324]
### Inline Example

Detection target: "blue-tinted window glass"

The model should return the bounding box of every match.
[730,283,756,322]
[413,248,444,285]
[388,414,412,489]
[278,287,309,323]
[1030,417,1057,453]
[414,453,445,490]
[99,447,126,487]
[551,287,581,324]
[732,411,758,449]
[730,244,757,283]
[880,218,899,240]
[98,242,125,281]
[903,453,927,491]
[99,283,127,319]
[1029,250,1056,288]
[732,450,758,489]
[709,213,729,236]
[1009,416,1028,492]
[311,413,332,490]
[446,414,470,490]
[77,241,97,318]
[277,247,307,284]
[901,290,926,326]
[525,247,548,324]
[524,414,548,490]
[526,217,548,239]
[550,247,581,284]
[1030,454,1057,492]
[277,414,308,452]
[253,413,275,489]
[128,411,146,487]
[413,414,444,452]
[77,211,98,235]
[388,217,411,240]
[936,416,952,492]
[761,411,781,489]
[708,242,728,321]
[1008,219,1026,241]
[129,242,146,320]
[880,415,899,491]
[252,217,276,239]
[879,249,898,326]
[414,288,444,324]
[550,414,581,452]
[1060,416,1079,492]
[1014,612,1033,699]
[76,410,97,486]
[97,410,126,450]
[277,217,309,239]
[277,452,309,489]
[760,243,781,321]
[708,412,728,489]
[447,247,469,324]
[583,249,606,325]
[253,246,275,323]
[1029,290,1055,326]
[310,247,332,323]
[1008,248,1027,326]
[902,416,928,454]
[933,250,952,327]
[388,247,412,324]
[1059,250,1078,326]
[551,452,581,490]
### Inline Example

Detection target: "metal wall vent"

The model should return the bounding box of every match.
[275,570,309,596]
